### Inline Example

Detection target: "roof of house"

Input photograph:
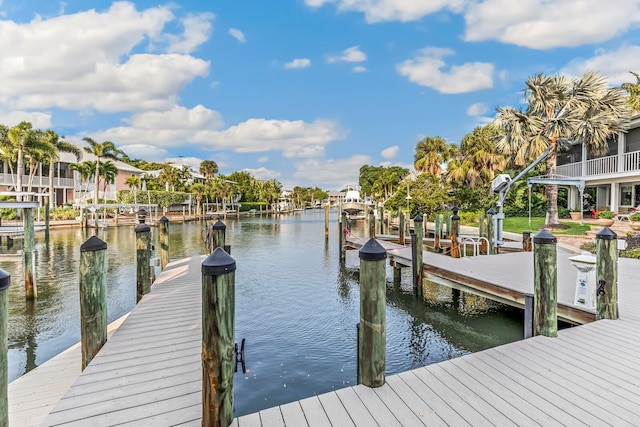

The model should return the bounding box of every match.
[58,152,144,173]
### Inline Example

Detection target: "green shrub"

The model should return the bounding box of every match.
[596,210,615,219]
[239,202,269,212]
[629,212,640,221]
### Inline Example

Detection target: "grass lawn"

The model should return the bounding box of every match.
[469,217,595,236]
[503,217,595,235]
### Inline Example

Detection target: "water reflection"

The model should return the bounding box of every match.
[5,210,524,417]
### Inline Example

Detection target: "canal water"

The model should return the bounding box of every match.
[4,209,524,416]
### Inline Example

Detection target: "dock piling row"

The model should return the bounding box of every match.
[412,215,424,297]
[159,216,170,270]
[135,210,151,303]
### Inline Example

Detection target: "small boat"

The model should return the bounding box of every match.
[342,186,365,215]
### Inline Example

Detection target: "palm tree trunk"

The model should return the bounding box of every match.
[94,159,100,204]
[545,147,560,226]
[16,147,23,199]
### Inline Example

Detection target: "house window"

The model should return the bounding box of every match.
[620,185,633,206]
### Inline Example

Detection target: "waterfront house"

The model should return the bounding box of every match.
[557,113,640,215]
[0,151,145,206]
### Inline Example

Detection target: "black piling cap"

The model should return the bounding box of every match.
[159,216,169,224]
[135,223,151,233]
[596,227,617,240]
[0,268,10,291]
[212,219,226,230]
[202,247,236,276]
[486,207,497,215]
[359,238,387,261]
[532,229,557,244]
[80,235,107,252]
[414,215,423,223]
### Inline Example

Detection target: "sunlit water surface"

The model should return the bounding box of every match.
[5,209,524,416]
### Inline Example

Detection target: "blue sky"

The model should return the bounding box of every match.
[2,1,640,190]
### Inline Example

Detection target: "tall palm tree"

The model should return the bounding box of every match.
[125,176,141,191]
[98,161,119,196]
[70,161,95,199]
[42,131,81,207]
[82,138,123,204]
[494,71,629,226]
[413,136,458,176]
[446,125,506,188]
[190,182,208,216]
[199,160,218,180]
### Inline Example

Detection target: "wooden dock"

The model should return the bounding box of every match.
[14,237,640,426]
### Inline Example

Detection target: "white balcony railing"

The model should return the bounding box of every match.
[557,149,640,178]
[0,173,75,189]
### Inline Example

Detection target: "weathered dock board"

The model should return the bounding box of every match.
[31,243,640,426]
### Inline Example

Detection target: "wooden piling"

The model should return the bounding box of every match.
[358,239,387,388]
[24,207,36,299]
[435,214,442,251]
[368,210,375,238]
[393,266,402,286]
[182,206,186,223]
[478,214,487,254]
[522,231,532,252]
[0,269,10,427]
[486,208,496,255]
[378,206,384,235]
[450,210,460,258]
[398,212,405,245]
[444,210,452,239]
[340,211,347,262]
[412,215,424,297]
[135,220,151,303]
[202,247,236,427]
[159,216,170,270]
[79,236,108,370]
[596,227,618,320]
[533,230,557,337]
[212,219,226,252]
[324,205,329,240]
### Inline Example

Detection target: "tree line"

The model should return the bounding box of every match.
[365,70,636,227]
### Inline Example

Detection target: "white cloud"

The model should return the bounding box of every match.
[0,110,52,128]
[293,155,371,189]
[165,156,204,170]
[242,167,281,180]
[0,2,210,113]
[228,28,246,43]
[466,102,488,116]
[89,105,347,159]
[381,145,399,159]
[306,0,465,23]
[284,58,311,69]
[464,0,640,49]
[118,143,169,161]
[352,66,367,73]
[560,45,640,85]
[166,12,214,54]
[396,47,494,94]
[327,46,366,63]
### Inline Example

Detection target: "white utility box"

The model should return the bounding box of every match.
[568,251,597,308]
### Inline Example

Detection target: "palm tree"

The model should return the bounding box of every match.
[70,161,95,199]
[199,160,218,180]
[125,176,141,191]
[413,136,458,176]
[7,121,35,197]
[82,138,124,204]
[446,125,506,188]
[190,182,208,216]
[42,130,81,207]
[97,161,119,196]
[24,130,57,193]
[621,71,640,113]
[494,71,629,226]
[158,165,181,191]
